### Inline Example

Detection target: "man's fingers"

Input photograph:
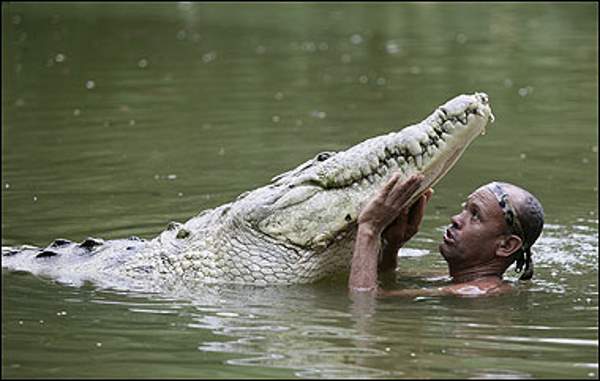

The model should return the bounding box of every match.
[379,172,401,196]
[407,191,430,231]
[424,188,434,202]
[383,211,408,244]
[389,174,423,206]
[391,174,421,198]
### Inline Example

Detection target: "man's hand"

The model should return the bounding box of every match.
[350,173,432,291]
[357,173,427,236]
[383,186,434,249]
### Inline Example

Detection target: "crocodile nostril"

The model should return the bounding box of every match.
[479,93,489,104]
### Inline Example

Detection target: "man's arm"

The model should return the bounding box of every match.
[349,224,382,292]
[378,237,400,273]
[379,281,514,298]
[348,173,431,293]
[378,210,411,273]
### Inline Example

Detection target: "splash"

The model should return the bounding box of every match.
[533,221,598,274]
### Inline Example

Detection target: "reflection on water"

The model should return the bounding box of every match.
[3,222,597,378]
[2,2,598,379]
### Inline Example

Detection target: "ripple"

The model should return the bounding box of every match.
[302,346,388,357]
[300,325,373,340]
[128,308,178,314]
[533,223,598,272]
[473,335,598,347]
[469,369,532,379]
[296,364,396,379]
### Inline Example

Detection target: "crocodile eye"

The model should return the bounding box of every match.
[316,152,332,161]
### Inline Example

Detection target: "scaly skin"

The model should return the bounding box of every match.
[2,93,494,291]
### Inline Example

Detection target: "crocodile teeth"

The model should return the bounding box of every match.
[437,139,447,151]
[407,140,422,156]
[415,154,423,169]
[439,107,449,119]
[384,146,394,157]
[387,158,397,170]
[427,144,437,156]
[435,109,446,124]
[441,121,453,133]
[343,171,353,184]
[360,163,371,177]
[427,129,439,140]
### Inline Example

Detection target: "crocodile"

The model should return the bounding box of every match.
[2,92,494,291]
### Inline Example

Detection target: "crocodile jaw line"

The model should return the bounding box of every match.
[239,93,494,250]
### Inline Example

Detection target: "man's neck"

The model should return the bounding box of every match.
[448,261,504,284]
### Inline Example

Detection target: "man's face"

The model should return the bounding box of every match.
[439,185,508,269]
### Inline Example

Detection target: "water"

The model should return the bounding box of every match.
[2,3,597,379]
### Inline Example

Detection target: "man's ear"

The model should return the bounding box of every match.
[496,235,523,257]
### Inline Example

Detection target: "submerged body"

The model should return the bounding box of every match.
[2,93,494,291]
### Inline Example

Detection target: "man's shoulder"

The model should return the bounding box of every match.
[441,279,514,297]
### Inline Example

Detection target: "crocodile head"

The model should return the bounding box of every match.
[230,93,494,255]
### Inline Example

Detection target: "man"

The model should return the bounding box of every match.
[349,173,544,297]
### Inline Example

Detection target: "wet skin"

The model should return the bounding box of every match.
[349,173,523,297]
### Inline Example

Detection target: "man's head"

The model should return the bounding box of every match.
[439,182,544,280]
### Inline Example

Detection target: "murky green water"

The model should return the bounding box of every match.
[2,3,597,379]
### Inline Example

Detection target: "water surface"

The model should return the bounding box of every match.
[2,3,597,379]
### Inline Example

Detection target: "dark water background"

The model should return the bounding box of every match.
[2,3,597,378]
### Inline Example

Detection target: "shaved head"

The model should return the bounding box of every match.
[482,182,544,279]
[493,182,544,248]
